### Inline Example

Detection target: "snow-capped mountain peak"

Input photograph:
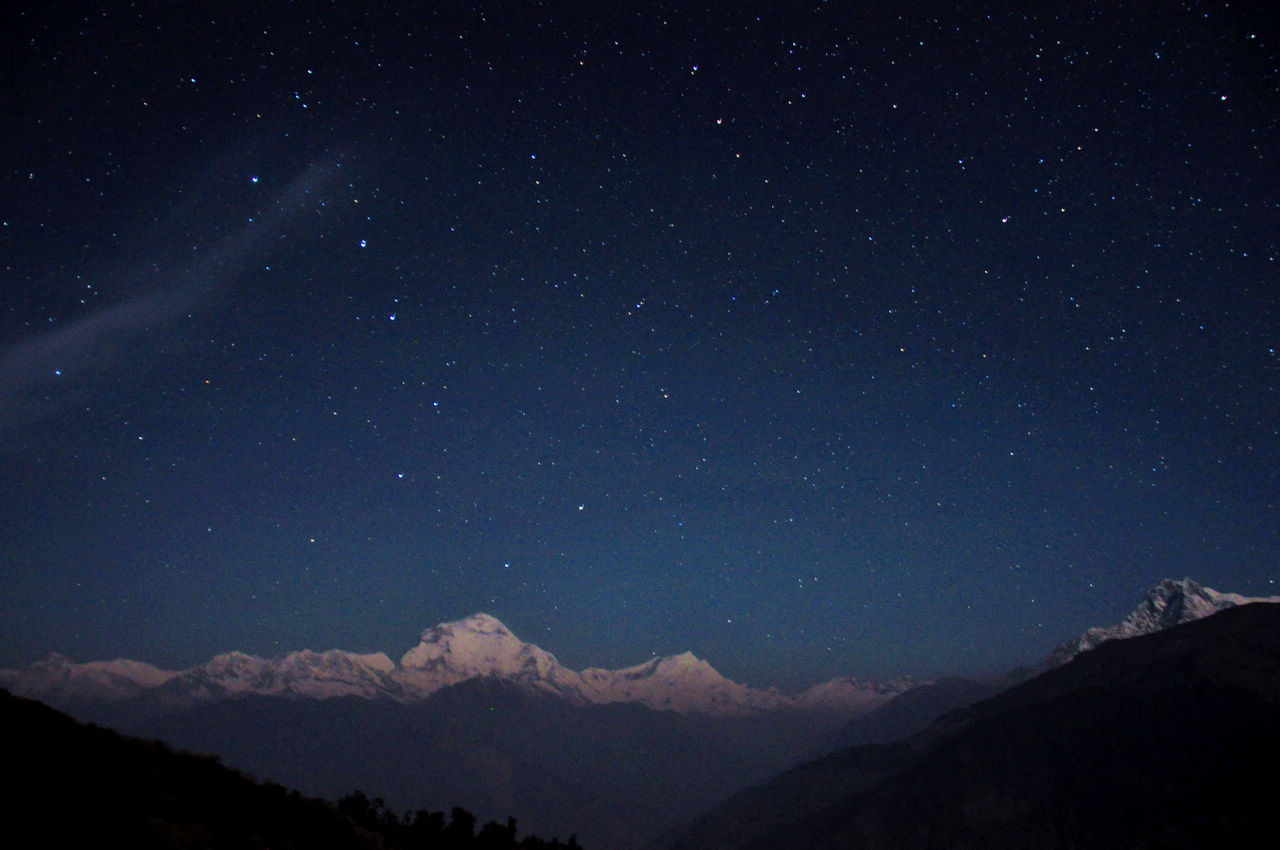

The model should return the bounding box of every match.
[1048,577,1280,666]
[396,613,584,700]
[580,652,793,713]
[604,651,719,683]
[401,613,555,673]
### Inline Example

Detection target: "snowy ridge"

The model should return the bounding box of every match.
[159,649,398,702]
[793,675,924,713]
[8,580,1273,716]
[0,653,178,702]
[0,612,913,716]
[1047,577,1280,666]
[581,652,793,714]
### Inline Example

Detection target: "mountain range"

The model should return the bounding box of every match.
[5,577,1277,849]
[0,611,918,717]
[6,577,1269,718]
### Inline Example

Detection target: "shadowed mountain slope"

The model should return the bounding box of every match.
[126,676,833,850]
[1,688,377,849]
[3,687,588,848]
[829,676,1004,750]
[659,601,1280,850]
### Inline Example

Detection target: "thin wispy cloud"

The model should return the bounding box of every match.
[0,161,336,439]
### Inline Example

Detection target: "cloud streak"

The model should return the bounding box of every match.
[0,160,338,440]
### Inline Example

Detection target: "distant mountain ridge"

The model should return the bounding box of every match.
[0,612,916,716]
[7,579,1275,850]
[1047,577,1280,666]
[7,579,1273,718]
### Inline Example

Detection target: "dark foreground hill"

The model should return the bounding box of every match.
[0,688,581,849]
[1,687,378,849]
[112,676,830,850]
[659,601,1280,850]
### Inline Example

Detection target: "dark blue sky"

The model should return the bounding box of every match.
[2,0,1276,688]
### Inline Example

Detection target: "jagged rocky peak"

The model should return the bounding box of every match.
[1133,577,1221,621]
[437,612,516,636]
[406,612,522,651]
[1140,577,1262,622]
[402,613,546,665]
[1048,577,1280,666]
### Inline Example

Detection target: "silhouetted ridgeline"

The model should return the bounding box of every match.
[1,688,581,849]
[656,601,1280,849]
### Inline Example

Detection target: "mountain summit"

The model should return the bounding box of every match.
[1047,577,1280,666]
[396,613,587,701]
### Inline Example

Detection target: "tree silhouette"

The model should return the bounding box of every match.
[407,808,446,846]
[336,789,583,849]
[443,805,477,847]
[476,815,518,849]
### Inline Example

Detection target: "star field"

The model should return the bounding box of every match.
[1,1,1277,688]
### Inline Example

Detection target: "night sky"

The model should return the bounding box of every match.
[2,1,1276,689]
